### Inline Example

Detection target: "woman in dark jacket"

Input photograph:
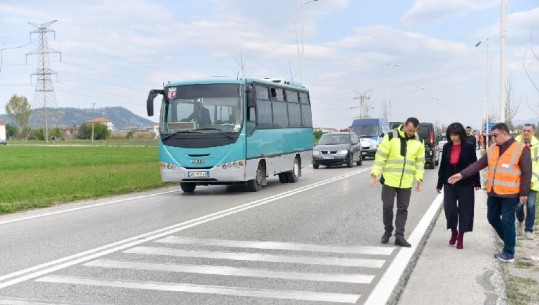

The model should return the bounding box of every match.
[436,122,481,249]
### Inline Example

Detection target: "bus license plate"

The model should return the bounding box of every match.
[188,171,209,178]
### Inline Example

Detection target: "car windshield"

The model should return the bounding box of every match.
[351,125,378,137]
[318,134,350,145]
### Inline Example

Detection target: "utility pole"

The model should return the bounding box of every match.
[91,103,95,143]
[26,20,61,143]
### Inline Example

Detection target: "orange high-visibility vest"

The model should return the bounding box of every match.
[486,141,525,195]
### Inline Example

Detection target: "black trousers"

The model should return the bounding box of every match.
[382,185,412,238]
[443,183,475,232]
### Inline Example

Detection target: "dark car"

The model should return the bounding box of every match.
[418,122,439,169]
[389,121,402,129]
[313,132,362,169]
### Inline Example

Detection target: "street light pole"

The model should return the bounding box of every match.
[297,0,318,84]
[475,39,491,148]
[385,63,400,121]
[499,0,508,123]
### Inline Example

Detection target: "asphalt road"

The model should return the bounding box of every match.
[0,160,441,305]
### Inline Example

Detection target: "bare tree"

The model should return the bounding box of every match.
[523,27,539,117]
[504,75,521,131]
[234,52,256,79]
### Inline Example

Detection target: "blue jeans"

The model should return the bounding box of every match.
[487,196,519,255]
[516,190,537,232]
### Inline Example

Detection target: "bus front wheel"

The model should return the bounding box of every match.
[246,163,264,192]
[180,183,196,193]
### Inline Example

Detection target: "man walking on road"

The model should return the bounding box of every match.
[466,126,477,150]
[515,123,538,240]
[371,117,425,247]
[448,123,532,262]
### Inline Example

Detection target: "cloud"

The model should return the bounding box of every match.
[402,0,498,25]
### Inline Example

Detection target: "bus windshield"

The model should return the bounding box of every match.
[163,84,242,133]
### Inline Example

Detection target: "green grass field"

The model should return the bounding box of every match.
[0,144,167,214]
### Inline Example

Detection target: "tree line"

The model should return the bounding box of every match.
[4,95,110,141]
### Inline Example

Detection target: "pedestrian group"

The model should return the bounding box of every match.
[371,119,537,263]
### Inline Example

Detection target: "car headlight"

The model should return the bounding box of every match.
[313,151,321,156]
[371,144,378,149]
[337,150,348,155]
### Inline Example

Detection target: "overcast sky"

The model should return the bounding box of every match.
[1,0,538,130]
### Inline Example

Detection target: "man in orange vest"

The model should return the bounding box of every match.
[448,122,532,262]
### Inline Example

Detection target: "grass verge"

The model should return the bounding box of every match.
[0,145,167,214]
[504,199,539,305]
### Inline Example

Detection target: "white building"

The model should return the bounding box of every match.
[0,120,6,140]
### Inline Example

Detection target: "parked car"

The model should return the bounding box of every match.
[313,132,362,169]
[0,139,6,145]
[418,122,439,169]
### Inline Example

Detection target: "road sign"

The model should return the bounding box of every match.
[483,122,495,132]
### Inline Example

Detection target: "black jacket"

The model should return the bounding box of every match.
[437,142,481,189]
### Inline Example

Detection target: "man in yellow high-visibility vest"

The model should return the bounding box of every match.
[515,123,538,240]
[371,117,425,247]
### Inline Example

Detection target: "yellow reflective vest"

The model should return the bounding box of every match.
[515,134,539,192]
[371,126,425,188]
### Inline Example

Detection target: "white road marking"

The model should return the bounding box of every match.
[0,297,106,305]
[0,189,180,226]
[0,167,372,289]
[363,193,444,305]
[157,236,394,256]
[36,276,361,304]
[84,259,375,283]
[125,246,386,268]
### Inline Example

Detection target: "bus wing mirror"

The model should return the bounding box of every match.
[147,89,164,116]
[246,87,256,107]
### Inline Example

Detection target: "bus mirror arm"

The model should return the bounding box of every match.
[147,89,164,116]
[246,87,256,107]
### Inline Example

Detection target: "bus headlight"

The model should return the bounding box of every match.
[221,160,244,169]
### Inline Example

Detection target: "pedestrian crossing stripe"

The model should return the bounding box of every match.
[125,246,386,268]
[84,259,375,283]
[36,276,361,304]
[157,236,395,256]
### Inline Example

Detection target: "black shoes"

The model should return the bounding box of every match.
[381,232,392,244]
[381,232,411,247]
[395,236,411,247]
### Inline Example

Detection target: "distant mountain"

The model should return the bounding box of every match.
[0,106,155,130]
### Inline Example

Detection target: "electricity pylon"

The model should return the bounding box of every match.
[26,20,62,142]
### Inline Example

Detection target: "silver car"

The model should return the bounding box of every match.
[313,132,362,169]
[0,139,6,145]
